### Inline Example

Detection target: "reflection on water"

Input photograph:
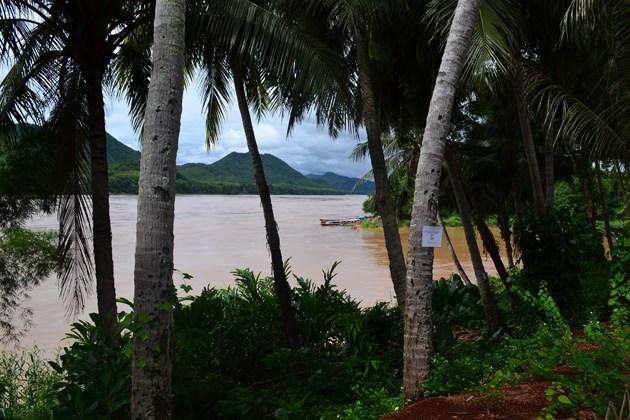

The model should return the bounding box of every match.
[16,195,502,351]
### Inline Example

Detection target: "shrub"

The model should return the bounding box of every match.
[609,239,630,326]
[0,350,58,420]
[0,228,57,340]
[513,206,605,324]
[50,309,134,419]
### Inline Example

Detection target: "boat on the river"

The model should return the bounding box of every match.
[320,217,363,226]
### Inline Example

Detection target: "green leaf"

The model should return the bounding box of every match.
[557,395,571,404]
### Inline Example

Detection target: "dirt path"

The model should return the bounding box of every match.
[384,381,550,419]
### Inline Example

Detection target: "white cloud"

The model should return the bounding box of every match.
[104,76,371,178]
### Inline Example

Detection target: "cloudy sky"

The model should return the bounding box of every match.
[104,77,371,178]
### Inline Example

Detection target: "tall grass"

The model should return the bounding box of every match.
[0,350,58,420]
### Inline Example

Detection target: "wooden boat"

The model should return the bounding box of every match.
[320,217,362,226]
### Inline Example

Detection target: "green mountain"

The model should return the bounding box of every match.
[107,139,342,194]
[106,135,140,165]
[307,172,375,194]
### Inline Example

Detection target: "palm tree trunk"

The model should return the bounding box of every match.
[355,29,406,309]
[582,157,597,225]
[404,0,481,401]
[131,0,185,418]
[513,70,546,216]
[85,70,118,343]
[232,69,300,348]
[475,217,508,281]
[544,133,554,208]
[446,152,502,330]
[497,211,514,268]
[437,213,472,286]
[595,162,614,253]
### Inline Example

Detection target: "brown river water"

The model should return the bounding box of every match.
[15,195,499,352]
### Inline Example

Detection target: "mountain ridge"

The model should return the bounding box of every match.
[106,137,367,195]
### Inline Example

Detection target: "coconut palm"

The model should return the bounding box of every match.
[0,0,153,341]
[301,0,445,308]
[184,0,353,347]
[404,0,481,401]
[131,0,185,416]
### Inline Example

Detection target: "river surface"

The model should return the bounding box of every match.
[16,195,499,352]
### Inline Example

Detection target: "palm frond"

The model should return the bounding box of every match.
[521,63,629,161]
[425,0,520,89]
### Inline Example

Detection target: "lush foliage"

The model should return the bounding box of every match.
[49,310,134,420]
[0,228,57,341]
[0,351,59,420]
[513,206,608,324]
[2,255,629,418]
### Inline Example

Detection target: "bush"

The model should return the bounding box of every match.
[171,264,403,419]
[0,350,58,420]
[609,239,630,326]
[0,228,57,340]
[513,206,605,324]
[50,310,134,419]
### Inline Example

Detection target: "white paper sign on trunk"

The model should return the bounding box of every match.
[421,225,443,248]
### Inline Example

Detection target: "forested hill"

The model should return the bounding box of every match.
[107,134,141,165]
[106,137,365,195]
[307,172,375,194]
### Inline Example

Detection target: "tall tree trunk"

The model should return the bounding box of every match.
[446,152,502,329]
[232,69,300,348]
[438,213,472,286]
[497,211,514,268]
[614,161,630,213]
[355,29,406,309]
[582,157,597,225]
[595,162,614,253]
[404,0,481,401]
[544,133,554,208]
[131,0,185,418]
[474,217,508,282]
[85,70,118,343]
[513,70,546,216]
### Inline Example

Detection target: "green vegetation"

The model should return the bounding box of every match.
[0,228,57,340]
[3,231,629,419]
[0,350,59,419]
[1,0,629,417]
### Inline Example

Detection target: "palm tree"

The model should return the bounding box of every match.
[231,64,299,348]
[0,0,152,341]
[189,0,352,347]
[131,0,186,416]
[444,149,501,330]
[298,0,443,309]
[404,0,481,401]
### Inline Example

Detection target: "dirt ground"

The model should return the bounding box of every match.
[383,381,551,419]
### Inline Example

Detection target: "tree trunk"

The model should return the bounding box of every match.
[544,133,554,208]
[355,29,406,309]
[513,70,546,216]
[85,70,118,343]
[131,1,185,418]
[232,69,300,348]
[582,157,597,225]
[437,213,472,286]
[497,211,514,268]
[404,0,481,401]
[475,217,508,282]
[446,152,502,330]
[595,162,614,253]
